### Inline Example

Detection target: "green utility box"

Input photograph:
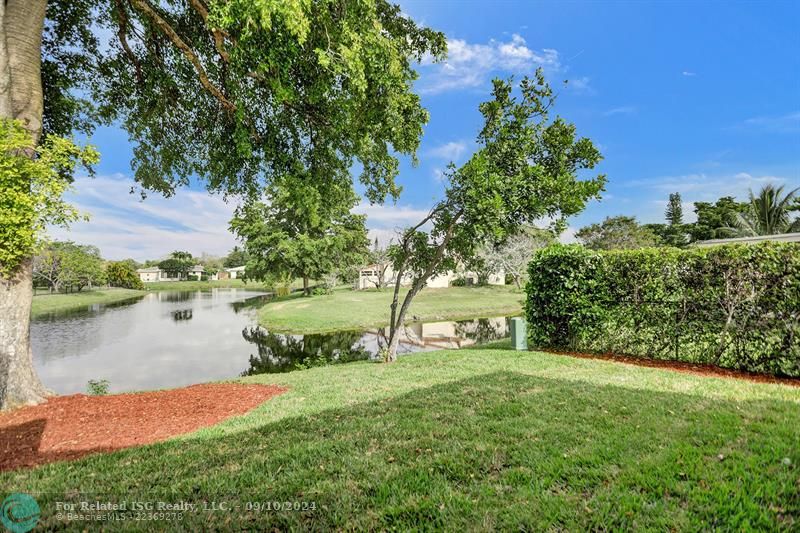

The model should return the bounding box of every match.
[510,317,527,351]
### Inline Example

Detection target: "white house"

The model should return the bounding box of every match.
[357,263,504,290]
[226,265,246,279]
[692,232,800,247]
[136,264,206,282]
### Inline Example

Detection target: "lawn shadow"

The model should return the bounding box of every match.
[9,372,799,531]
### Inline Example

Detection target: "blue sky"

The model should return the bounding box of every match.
[53,0,800,260]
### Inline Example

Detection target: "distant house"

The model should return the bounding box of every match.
[692,232,800,247]
[225,265,247,279]
[136,264,206,282]
[357,263,504,290]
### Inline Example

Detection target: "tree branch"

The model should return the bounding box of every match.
[129,0,235,112]
[187,0,230,63]
[114,0,144,85]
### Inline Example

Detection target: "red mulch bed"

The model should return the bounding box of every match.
[0,383,286,472]
[543,349,800,387]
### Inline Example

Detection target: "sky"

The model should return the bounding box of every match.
[50,0,800,260]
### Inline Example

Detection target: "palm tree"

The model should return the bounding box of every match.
[736,184,800,236]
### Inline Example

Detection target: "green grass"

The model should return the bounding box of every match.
[142,279,274,291]
[31,288,145,317]
[259,285,524,333]
[5,348,798,530]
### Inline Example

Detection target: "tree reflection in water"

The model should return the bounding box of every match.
[453,317,510,344]
[241,327,371,375]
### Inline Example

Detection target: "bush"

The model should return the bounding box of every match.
[525,243,800,376]
[106,261,145,290]
[87,379,110,395]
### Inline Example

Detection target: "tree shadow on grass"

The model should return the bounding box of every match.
[9,372,800,531]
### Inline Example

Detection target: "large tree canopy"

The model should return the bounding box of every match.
[0,0,445,409]
[45,0,446,200]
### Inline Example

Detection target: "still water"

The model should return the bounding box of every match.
[31,289,512,394]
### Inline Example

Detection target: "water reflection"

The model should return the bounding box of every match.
[241,327,370,374]
[172,309,193,321]
[241,316,513,376]
[231,294,274,313]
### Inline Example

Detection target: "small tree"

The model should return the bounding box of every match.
[231,176,369,295]
[158,256,192,280]
[577,216,660,250]
[665,192,684,226]
[106,261,145,290]
[60,244,105,291]
[367,238,393,290]
[223,247,249,268]
[476,226,554,289]
[383,71,605,360]
[736,184,800,236]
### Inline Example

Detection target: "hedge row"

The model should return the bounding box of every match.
[525,243,800,377]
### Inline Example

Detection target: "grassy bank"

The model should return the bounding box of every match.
[142,279,273,291]
[31,288,145,317]
[259,285,524,333]
[5,348,798,530]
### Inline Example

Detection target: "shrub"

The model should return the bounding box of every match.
[87,379,110,395]
[525,243,800,376]
[106,261,145,290]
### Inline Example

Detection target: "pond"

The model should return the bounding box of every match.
[31,289,513,394]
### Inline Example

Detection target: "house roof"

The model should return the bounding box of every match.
[190,265,204,272]
[136,267,161,273]
[226,265,246,272]
[692,232,800,247]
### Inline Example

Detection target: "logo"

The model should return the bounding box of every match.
[1,494,40,533]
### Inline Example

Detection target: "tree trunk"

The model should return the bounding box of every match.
[385,282,422,362]
[0,259,50,409]
[302,276,309,296]
[0,0,50,410]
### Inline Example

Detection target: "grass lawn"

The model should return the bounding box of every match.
[259,285,524,333]
[5,347,798,530]
[141,279,273,291]
[30,288,145,317]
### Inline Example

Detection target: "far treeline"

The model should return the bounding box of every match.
[31,245,251,293]
[577,185,800,250]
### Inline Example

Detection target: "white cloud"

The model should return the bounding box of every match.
[427,141,468,162]
[682,71,697,77]
[603,106,636,116]
[353,202,431,229]
[418,34,561,94]
[741,112,800,133]
[628,172,792,202]
[47,175,239,261]
[558,226,579,244]
[567,76,593,94]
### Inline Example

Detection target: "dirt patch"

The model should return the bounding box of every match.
[543,349,800,387]
[0,383,286,472]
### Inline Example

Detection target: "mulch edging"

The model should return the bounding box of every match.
[542,349,800,387]
[0,382,286,472]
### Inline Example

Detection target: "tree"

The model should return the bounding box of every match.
[577,216,660,250]
[735,184,800,236]
[33,242,105,292]
[476,226,554,289]
[665,192,684,226]
[689,196,748,242]
[106,261,145,290]
[1,0,444,408]
[367,238,393,290]
[223,246,249,268]
[59,243,105,291]
[157,251,195,279]
[231,176,370,296]
[383,71,605,361]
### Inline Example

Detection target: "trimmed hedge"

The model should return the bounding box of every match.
[525,243,800,377]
